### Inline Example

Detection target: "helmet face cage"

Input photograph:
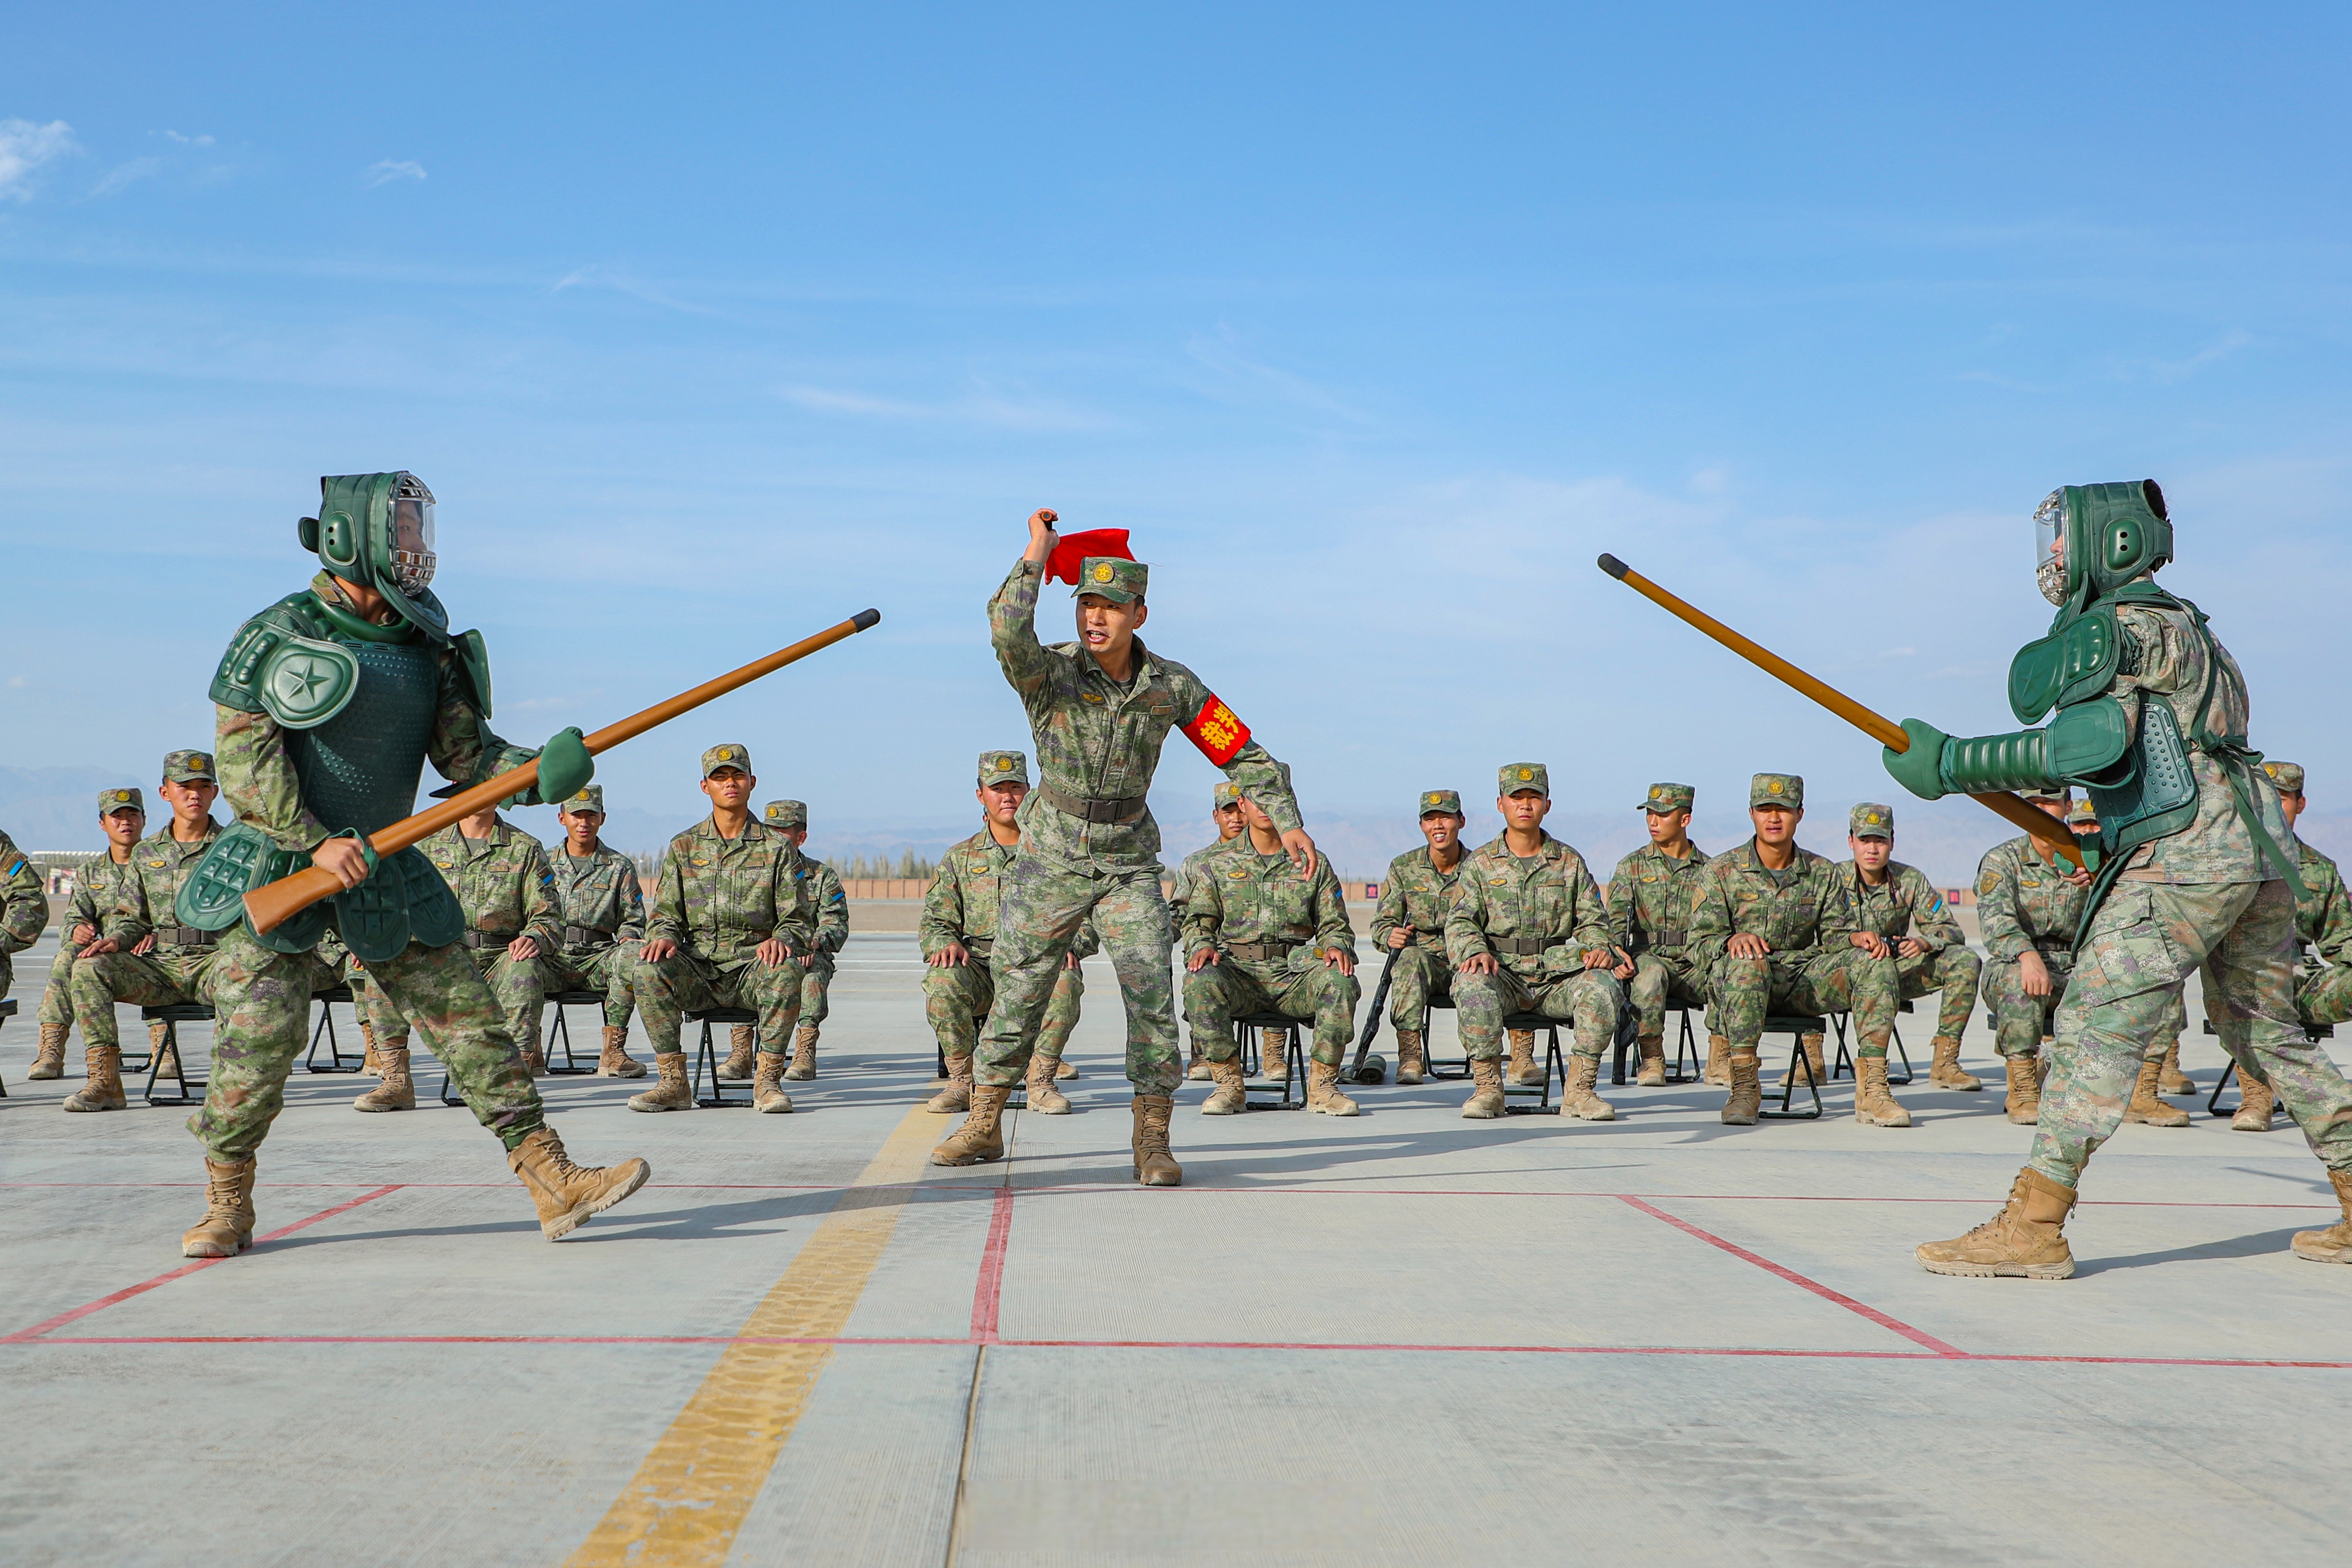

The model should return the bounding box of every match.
[2033,490,2068,605]
[387,474,436,595]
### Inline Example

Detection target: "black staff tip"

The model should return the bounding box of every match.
[851,607,882,630]
[1596,553,1629,580]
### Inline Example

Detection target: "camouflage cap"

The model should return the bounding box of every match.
[2265,760,2306,795]
[1498,763,1550,799]
[97,786,145,817]
[1750,773,1804,809]
[163,749,217,784]
[1849,802,1894,840]
[1638,782,1694,814]
[1072,556,1148,604]
[763,799,808,830]
[2067,798,2098,828]
[979,750,1031,787]
[2019,784,2072,805]
[701,742,752,779]
[1213,781,1242,809]
[1418,788,1463,817]
[557,785,605,816]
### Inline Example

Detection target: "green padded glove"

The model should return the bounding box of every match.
[1883,718,1952,801]
[533,727,594,804]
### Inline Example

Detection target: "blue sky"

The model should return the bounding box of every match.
[4,4,2349,871]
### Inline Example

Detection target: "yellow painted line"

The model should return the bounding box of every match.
[566,1105,951,1566]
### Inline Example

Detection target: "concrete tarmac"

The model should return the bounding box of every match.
[2,929,2348,1567]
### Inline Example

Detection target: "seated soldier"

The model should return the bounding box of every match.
[2233,761,2352,1132]
[1839,803,1984,1093]
[0,826,43,1090]
[1372,789,1468,1085]
[633,743,813,1115]
[1688,773,1904,1127]
[1444,763,1625,1121]
[64,751,241,1111]
[738,800,848,1083]
[2055,797,2193,1129]
[362,799,564,1110]
[546,785,648,1079]
[1173,783,1246,1081]
[1610,782,1714,1088]
[1182,774,1361,1116]
[32,787,146,1080]
[923,751,1093,1116]
[1974,787,2092,1124]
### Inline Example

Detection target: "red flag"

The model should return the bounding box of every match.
[1046,528,1134,586]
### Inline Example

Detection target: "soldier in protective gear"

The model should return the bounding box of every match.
[175,472,647,1254]
[543,786,647,1079]
[31,789,146,1081]
[1838,803,1983,1092]
[1899,482,2352,1277]
[1609,783,1714,1088]
[1373,789,1471,1087]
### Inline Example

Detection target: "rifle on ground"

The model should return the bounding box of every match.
[1349,944,1400,1084]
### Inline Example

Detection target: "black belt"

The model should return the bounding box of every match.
[1038,785,1148,825]
[1491,936,1556,957]
[962,935,995,957]
[1226,939,1300,962]
[165,926,219,948]
[1631,929,1687,951]
[460,931,512,951]
[564,925,616,950]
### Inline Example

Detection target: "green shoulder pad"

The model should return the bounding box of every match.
[453,628,492,720]
[210,597,319,712]
[209,597,360,729]
[2007,606,2120,724]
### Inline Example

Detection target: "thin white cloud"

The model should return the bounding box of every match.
[161,130,215,147]
[1184,325,1373,424]
[776,381,1113,432]
[90,157,161,197]
[365,159,426,186]
[552,264,712,315]
[0,118,78,201]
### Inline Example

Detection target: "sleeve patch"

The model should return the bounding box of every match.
[1181,693,1251,767]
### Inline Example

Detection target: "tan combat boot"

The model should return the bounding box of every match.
[360,1019,382,1076]
[1394,1029,1427,1085]
[1252,1030,1291,1083]
[1722,1050,1763,1125]
[1200,1057,1246,1114]
[2123,1060,2189,1127]
[1506,1029,1542,1086]
[627,1052,694,1112]
[519,1033,548,1077]
[931,1083,1013,1166]
[1853,1054,1912,1128]
[1704,1033,1731,1086]
[507,1126,651,1240]
[1026,1053,1071,1114]
[926,1053,974,1113]
[1635,1034,1666,1087]
[1799,1032,1826,1087]
[2291,1168,2352,1264]
[2004,1055,2042,1124]
[1131,1094,1182,1186]
[1915,1167,2076,1279]
[597,1025,646,1078]
[2159,1040,2195,1095]
[784,1024,819,1082]
[720,1025,757,1080]
[752,1053,794,1114]
[31,1023,67,1079]
[152,1021,181,1080]
[1929,1036,1982,1091]
[62,1046,127,1112]
[1307,1059,1360,1117]
[1056,1056,1078,1079]
[353,1046,415,1111]
[1561,1054,1614,1120]
[1186,1046,1210,1082]
[2232,1072,2277,1132]
[1461,1056,1506,1119]
[181,1156,259,1258]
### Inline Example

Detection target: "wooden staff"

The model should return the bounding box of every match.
[245,608,882,933]
[1595,555,2083,865]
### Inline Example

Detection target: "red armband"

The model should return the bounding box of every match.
[1181,693,1251,766]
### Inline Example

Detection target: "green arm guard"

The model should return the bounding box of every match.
[1938,728,2060,795]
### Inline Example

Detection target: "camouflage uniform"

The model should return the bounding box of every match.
[68,813,249,1045]
[1834,835,1980,1044]
[2288,833,2352,1027]
[544,811,647,1031]
[1181,835,1359,1067]
[639,803,815,1059]
[0,829,49,1044]
[368,817,562,1058]
[1168,782,1245,926]
[1608,787,1713,1044]
[1444,782,1622,1063]
[973,555,1301,1096]
[38,794,144,1035]
[1373,836,1466,1033]
[923,824,1093,1064]
[1975,831,2088,1058]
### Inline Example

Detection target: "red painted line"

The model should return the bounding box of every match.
[0,1185,403,1344]
[970,1187,1015,1343]
[1616,1195,1967,1357]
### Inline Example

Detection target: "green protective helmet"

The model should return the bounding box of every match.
[297,472,450,637]
[2035,480,2172,610]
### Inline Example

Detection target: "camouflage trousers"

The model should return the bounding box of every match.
[925,956,1083,1061]
[37,940,81,1027]
[193,923,543,1161]
[543,942,639,1030]
[1629,949,1711,1041]
[638,949,805,1056]
[1183,955,1361,1067]
[66,946,229,1047]
[975,856,1178,1096]
[369,944,546,1057]
[1983,953,2187,1061]
[1895,943,1981,1041]
[2032,878,2352,1187]
[2299,962,2352,1028]
[1384,943,1454,1030]
[799,950,836,1033]
[1711,947,1899,1056]
[1454,963,1619,1061]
